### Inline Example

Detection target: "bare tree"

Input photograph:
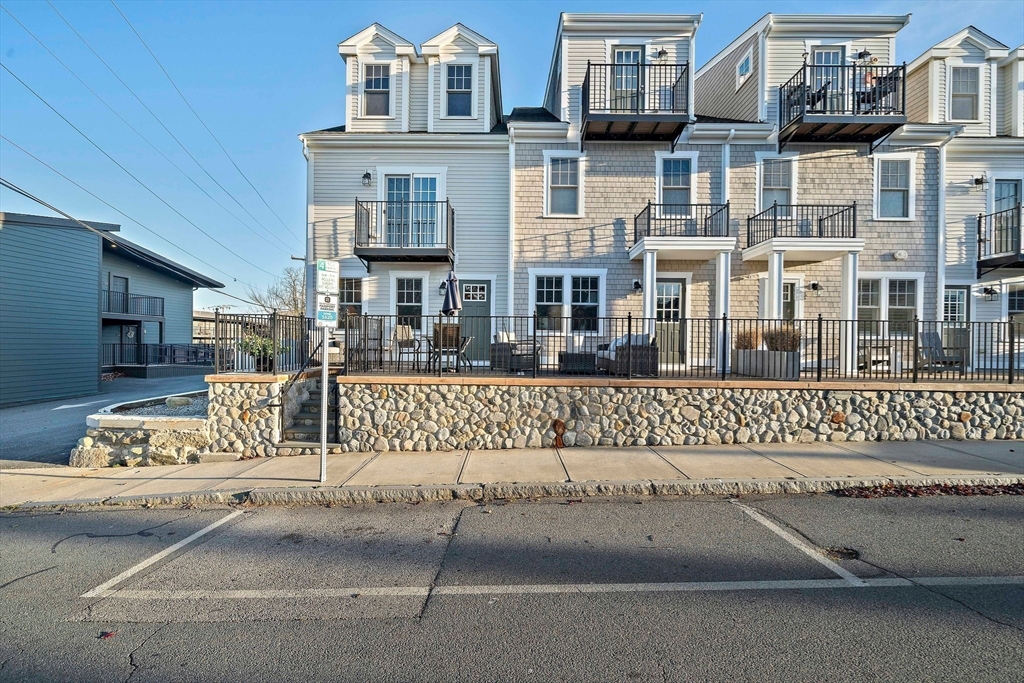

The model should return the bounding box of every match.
[245,266,305,315]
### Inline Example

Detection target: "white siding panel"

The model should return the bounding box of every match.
[409,62,428,131]
[997,62,1013,136]
[943,39,992,135]
[346,42,405,134]
[905,64,930,123]
[432,38,488,133]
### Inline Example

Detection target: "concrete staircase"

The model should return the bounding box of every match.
[281,384,338,445]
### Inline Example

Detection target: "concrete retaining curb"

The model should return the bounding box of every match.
[10,474,1023,509]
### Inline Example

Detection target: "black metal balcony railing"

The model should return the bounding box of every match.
[747,203,857,248]
[102,343,213,367]
[634,203,730,242]
[779,63,906,131]
[354,199,455,253]
[102,290,165,317]
[978,204,1023,261]
[582,62,689,117]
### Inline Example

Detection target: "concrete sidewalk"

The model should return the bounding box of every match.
[2,440,1021,508]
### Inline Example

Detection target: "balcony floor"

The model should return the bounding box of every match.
[779,114,905,149]
[582,114,688,142]
[353,247,454,265]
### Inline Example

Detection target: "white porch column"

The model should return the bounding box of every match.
[715,250,732,373]
[642,249,657,335]
[839,250,859,375]
[766,250,785,319]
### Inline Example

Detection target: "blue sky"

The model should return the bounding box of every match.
[2,0,1021,310]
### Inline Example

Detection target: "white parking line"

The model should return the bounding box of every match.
[89,575,1024,600]
[81,510,245,598]
[730,500,867,587]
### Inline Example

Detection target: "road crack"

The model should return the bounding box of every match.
[124,622,170,683]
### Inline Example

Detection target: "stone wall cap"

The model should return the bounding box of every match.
[85,414,208,431]
[206,373,291,383]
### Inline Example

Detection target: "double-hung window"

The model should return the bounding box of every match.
[878,159,910,218]
[950,66,979,121]
[858,277,919,335]
[943,287,969,324]
[535,276,563,331]
[396,278,423,330]
[661,158,691,213]
[446,64,473,117]
[736,49,752,91]
[571,276,600,332]
[532,271,605,333]
[761,158,792,210]
[339,279,363,316]
[1010,284,1024,331]
[548,157,580,216]
[364,64,390,117]
[887,279,917,334]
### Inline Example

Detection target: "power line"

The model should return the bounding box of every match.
[0,61,278,277]
[0,3,295,254]
[110,0,303,242]
[46,0,300,248]
[0,176,262,309]
[1,134,253,288]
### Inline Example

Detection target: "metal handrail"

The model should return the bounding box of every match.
[101,291,165,317]
[746,203,857,247]
[582,61,689,118]
[354,199,454,252]
[978,203,1023,260]
[778,62,906,130]
[634,202,730,241]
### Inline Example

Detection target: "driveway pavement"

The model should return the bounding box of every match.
[0,375,208,469]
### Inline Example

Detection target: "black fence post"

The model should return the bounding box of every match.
[1009,321,1017,385]
[343,313,351,375]
[627,313,633,380]
[720,314,728,381]
[816,314,823,383]
[912,316,920,383]
[532,312,538,379]
[772,200,779,238]
[438,314,444,378]
[214,309,220,374]
[270,310,279,375]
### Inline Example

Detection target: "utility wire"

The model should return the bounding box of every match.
[0,176,262,308]
[46,0,300,247]
[110,0,303,242]
[1,61,278,277]
[1,134,253,287]
[0,3,294,254]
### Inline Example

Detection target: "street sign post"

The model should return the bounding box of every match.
[314,260,339,484]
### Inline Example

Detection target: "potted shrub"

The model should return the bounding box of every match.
[761,324,802,380]
[239,334,277,372]
[731,327,762,378]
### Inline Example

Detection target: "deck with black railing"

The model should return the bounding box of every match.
[354,199,455,265]
[101,290,165,317]
[777,63,906,151]
[581,62,690,142]
[634,203,730,242]
[746,203,857,248]
[977,204,1023,277]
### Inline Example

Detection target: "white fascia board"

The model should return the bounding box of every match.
[696,13,772,79]
[741,238,865,262]
[688,122,775,141]
[997,47,1024,66]
[945,136,1024,155]
[560,13,700,35]
[884,123,963,145]
[302,134,508,149]
[507,121,570,142]
[338,23,417,57]
[421,23,498,55]
[767,14,910,36]
[629,237,737,261]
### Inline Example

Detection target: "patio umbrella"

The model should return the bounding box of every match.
[441,270,462,316]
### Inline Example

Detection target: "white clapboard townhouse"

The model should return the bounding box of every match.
[299,23,508,364]
[903,27,1024,332]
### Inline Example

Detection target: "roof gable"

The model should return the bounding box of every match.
[338,23,416,57]
[421,23,497,55]
[908,25,1010,71]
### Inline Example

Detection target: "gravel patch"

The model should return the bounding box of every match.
[120,396,209,417]
[834,483,1024,498]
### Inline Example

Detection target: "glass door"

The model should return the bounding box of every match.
[811,46,845,113]
[412,176,438,247]
[612,47,642,112]
[655,280,685,367]
[993,180,1022,254]
[385,176,411,247]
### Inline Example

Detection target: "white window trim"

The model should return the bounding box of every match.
[872,152,917,221]
[803,40,855,63]
[440,58,479,120]
[542,150,586,218]
[988,175,1024,215]
[857,271,925,335]
[527,267,607,335]
[452,272,497,318]
[655,151,699,215]
[656,271,693,321]
[754,151,799,214]
[337,276,367,318]
[374,166,448,201]
[389,270,431,322]
[358,57,398,120]
[757,274,805,319]
[735,46,753,92]
[946,63,984,123]
[1004,277,1024,321]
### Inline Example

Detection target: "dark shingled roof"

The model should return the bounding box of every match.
[507,107,561,123]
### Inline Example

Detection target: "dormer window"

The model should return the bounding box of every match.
[364,64,391,117]
[949,66,980,121]
[446,64,473,117]
[736,48,753,91]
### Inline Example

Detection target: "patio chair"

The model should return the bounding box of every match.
[917,330,966,375]
[489,331,538,372]
[857,72,901,112]
[389,324,419,372]
[428,323,461,372]
[348,317,383,370]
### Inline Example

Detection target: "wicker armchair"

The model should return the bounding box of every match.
[596,334,659,377]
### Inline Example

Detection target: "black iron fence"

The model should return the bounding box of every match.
[102,343,213,367]
[747,203,857,247]
[212,312,326,374]
[779,63,906,130]
[336,314,1020,384]
[634,202,730,242]
[101,290,165,317]
[582,61,689,116]
[978,203,1022,261]
[354,199,455,253]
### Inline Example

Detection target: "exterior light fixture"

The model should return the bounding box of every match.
[656,48,668,59]
[857,49,873,60]
[361,171,372,186]
[802,51,809,62]
[983,287,998,301]
[438,282,447,296]
[809,281,822,296]
[633,280,643,293]
[973,173,988,186]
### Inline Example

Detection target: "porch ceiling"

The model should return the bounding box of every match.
[741,237,865,263]
[629,236,738,262]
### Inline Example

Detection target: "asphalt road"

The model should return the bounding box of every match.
[0,376,208,469]
[1,494,1021,682]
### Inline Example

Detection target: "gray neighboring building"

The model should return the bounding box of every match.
[0,213,223,407]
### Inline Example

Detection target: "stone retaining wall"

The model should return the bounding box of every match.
[334,383,1024,452]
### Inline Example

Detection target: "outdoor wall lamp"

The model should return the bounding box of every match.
[361,170,372,186]
[438,282,447,296]
[983,287,998,301]
[809,281,822,296]
[856,49,873,60]
[655,48,668,59]
[973,173,988,186]
[633,280,643,293]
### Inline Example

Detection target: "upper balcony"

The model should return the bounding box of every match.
[354,199,455,266]
[777,63,906,152]
[978,204,1024,277]
[581,62,690,144]
[629,203,734,261]
[743,203,863,262]
[101,290,165,318]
